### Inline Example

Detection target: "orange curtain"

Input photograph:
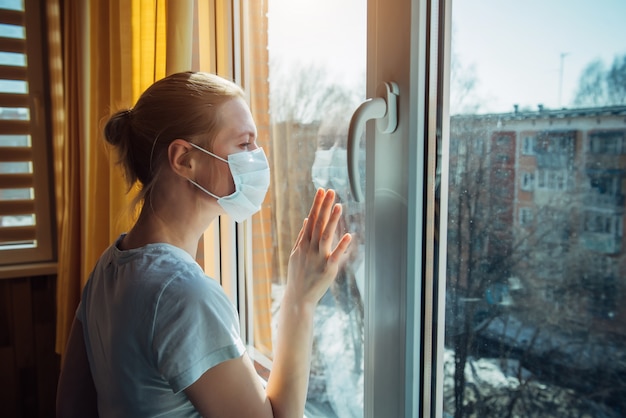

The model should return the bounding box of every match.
[54,0,168,355]
[242,1,275,357]
[53,0,274,360]
[53,0,88,356]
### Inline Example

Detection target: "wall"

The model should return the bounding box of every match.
[0,275,59,418]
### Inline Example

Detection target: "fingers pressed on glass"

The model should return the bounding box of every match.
[329,231,352,264]
[312,190,336,245]
[304,188,325,242]
[291,218,308,253]
[319,203,342,251]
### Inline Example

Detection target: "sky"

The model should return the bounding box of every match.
[267,0,366,86]
[451,0,626,113]
[267,0,626,114]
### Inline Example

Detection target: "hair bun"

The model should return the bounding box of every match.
[104,108,133,147]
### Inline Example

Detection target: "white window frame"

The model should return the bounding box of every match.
[230,0,448,416]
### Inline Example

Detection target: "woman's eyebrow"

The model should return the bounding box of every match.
[235,129,257,140]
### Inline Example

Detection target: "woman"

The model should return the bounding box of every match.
[56,71,352,417]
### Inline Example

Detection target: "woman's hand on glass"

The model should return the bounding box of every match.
[286,188,352,308]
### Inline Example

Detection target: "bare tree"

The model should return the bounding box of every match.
[449,50,484,115]
[267,60,362,282]
[269,59,361,124]
[268,59,366,416]
[446,118,522,417]
[573,54,626,107]
[572,59,606,107]
[607,55,626,105]
[445,121,626,417]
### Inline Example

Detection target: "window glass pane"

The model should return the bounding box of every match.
[0,184,36,246]
[0,187,32,200]
[247,1,366,416]
[0,0,23,11]
[0,107,29,120]
[0,162,31,173]
[0,214,34,226]
[444,1,626,416]
[0,52,26,67]
[0,79,27,94]
[0,134,30,146]
[0,23,24,38]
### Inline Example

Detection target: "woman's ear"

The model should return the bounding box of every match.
[168,139,194,177]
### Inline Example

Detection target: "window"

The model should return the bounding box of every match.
[496,153,509,163]
[520,171,534,191]
[241,1,366,416]
[589,130,626,155]
[445,1,626,416]
[0,0,55,269]
[522,135,536,155]
[473,137,484,152]
[496,135,511,146]
[519,207,533,226]
[536,169,571,191]
[235,0,626,416]
[587,171,624,209]
[583,211,621,236]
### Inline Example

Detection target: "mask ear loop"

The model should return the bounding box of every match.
[149,132,163,177]
[145,132,166,216]
[187,177,221,200]
[187,141,229,163]
[185,142,226,200]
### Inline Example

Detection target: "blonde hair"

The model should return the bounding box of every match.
[103,71,245,206]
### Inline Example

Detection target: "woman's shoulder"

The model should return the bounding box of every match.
[95,239,222,304]
[136,245,225,299]
[150,250,239,332]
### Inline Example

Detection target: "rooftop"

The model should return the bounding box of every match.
[452,105,626,122]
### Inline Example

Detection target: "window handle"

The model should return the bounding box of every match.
[347,81,399,202]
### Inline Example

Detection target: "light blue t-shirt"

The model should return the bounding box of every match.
[77,235,246,417]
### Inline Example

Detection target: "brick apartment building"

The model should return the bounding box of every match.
[447,105,626,339]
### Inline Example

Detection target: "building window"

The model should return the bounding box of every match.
[589,130,626,155]
[587,172,624,209]
[522,135,536,155]
[519,207,533,226]
[537,169,571,191]
[472,137,484,153]
[521,172,534,191]
[537,132,575,155]
[497,135,511,146]
[496,154,510,163]
[583,211,622,236]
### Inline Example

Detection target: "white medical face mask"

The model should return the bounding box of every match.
[187,142,270,222]
[311,146,351,200]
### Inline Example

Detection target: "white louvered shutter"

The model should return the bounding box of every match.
[0,0,54,266]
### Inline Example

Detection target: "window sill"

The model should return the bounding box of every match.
[0,261,58,280]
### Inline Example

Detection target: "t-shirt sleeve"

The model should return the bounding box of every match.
[151,273,246,393]
[76,274,93,324]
